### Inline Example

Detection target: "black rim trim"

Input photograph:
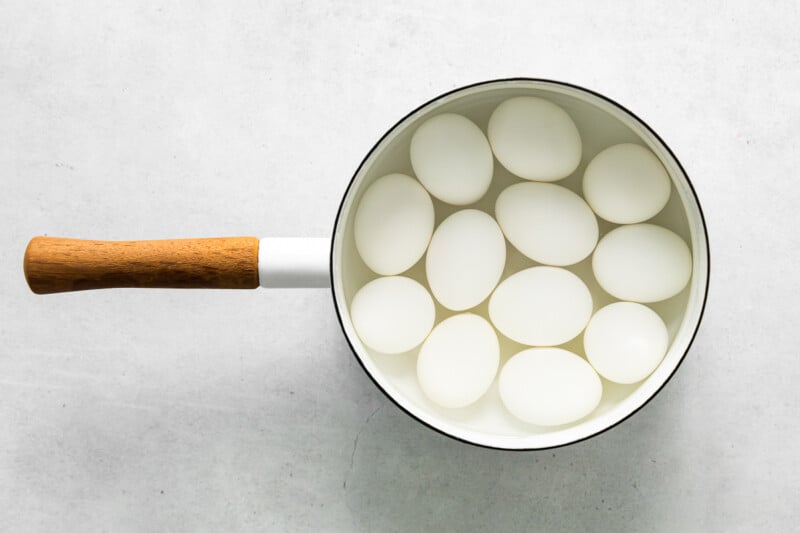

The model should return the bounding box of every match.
[328,77,711,451]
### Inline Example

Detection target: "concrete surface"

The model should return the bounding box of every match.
[1,1,799,531]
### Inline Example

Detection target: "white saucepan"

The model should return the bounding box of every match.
[24,79,709,450]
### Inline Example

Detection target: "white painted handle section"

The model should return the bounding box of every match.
[258,238,330,288]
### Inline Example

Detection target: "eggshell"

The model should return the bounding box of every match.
[488,96,582,181]
[584,302,669,384]
[354,173,434,275]
[592,224,692,302]
[489,266,593,346]
[410,113,494,205]
[499,348,602,426]
[417,314,499,408]
[495,182,598,266]
[426,209,506,310]
[583,143,671,224]
[350,276,435,354]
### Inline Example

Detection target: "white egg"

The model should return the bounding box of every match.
[499,348,602,426]
[489,266,593,346]
[487,96,582,181]
[584,302,669,384]
[409,113,494,205]
[592,224,692,302]
[417,314,499,409]
[350,276,435,354]
[583,143,671,224]
[426,209,506,310]
[354,174,434,275]
[495,182,598,266]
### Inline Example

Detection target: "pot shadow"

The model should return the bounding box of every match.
[341,366,704,532]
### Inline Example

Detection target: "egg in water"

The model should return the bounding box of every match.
[495,182,598,266]
[499,348,602,426]
[488,96,582,181]
[583,143,671,224]
[410,113,494,205]
[426,209,506,310]
[489,266,593,346]
[417,313,500,409]
[584,302,669,384]
[350,276,435,354]
[354,174,434,275]
[593,223,692,302]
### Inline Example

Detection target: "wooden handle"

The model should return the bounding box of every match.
[24,236,260,294]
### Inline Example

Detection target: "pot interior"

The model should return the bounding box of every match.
[331,79,709,449]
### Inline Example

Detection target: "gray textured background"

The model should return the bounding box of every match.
[2,1,798,531]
